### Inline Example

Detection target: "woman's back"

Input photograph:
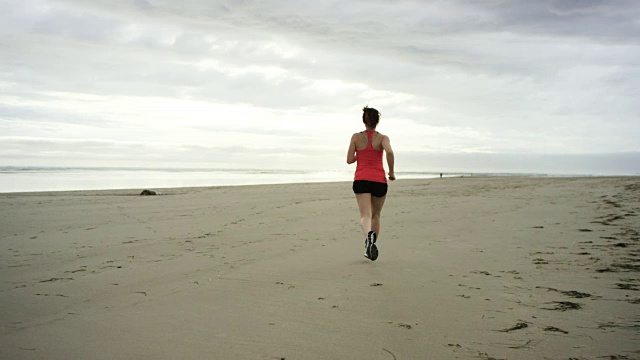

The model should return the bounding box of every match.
[354,130,386,183]
[353,130,384,151]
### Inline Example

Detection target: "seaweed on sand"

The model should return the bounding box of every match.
[542,301,583,311]
[497,322,528,332]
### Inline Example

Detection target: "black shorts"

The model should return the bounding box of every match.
[353,180,388,198]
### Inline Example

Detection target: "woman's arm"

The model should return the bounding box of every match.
[346,134,357,164]
[382,136,395,180]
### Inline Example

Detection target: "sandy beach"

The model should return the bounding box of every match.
[1,177,639,359]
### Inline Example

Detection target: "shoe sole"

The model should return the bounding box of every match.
[366,232,378,261]
[369,243,378,261]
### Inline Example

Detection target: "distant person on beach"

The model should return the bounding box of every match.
[346,106,395,261]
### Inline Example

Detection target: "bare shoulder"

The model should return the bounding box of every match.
[381,133,393,151]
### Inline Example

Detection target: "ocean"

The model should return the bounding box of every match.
[0,166,606,193]
[0,167,460,193]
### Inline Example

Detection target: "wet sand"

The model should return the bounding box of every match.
[1,177,639,359]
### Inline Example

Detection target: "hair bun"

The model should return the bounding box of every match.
[362,106,380,127]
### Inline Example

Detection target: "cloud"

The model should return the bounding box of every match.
[0,135,344,170]
[401,151,640,175]
[546,0,625,16]
[0,0,638,173]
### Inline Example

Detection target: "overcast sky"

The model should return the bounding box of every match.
[1,0,639,174]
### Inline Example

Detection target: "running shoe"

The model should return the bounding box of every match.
[364,236,371,258]
[365,231,378,261]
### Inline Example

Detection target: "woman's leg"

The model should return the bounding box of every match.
[355,193,373,236]
[371,195,386,236]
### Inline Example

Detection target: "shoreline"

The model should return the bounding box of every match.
[2,175,639,196]
[2,165,637,194]
[1,177,639,359]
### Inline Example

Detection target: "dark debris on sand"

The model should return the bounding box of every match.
[598,322,640,330]
[542,301,583,311]
[597,263,640,273]
[476,352,506,360]
[612,263,640,272]
[612,243,630,248]
[602,199,622,208]
[543,326,569,334]
[616,283,639,291]
[536,286,592,298]
[497,322,528,332]
[624,182,640,192]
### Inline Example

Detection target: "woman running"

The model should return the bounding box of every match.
[346,106,395,261]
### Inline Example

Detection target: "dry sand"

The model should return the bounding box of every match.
[1,177,639,359]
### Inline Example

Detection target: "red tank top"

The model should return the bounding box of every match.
[354,130,386,183]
